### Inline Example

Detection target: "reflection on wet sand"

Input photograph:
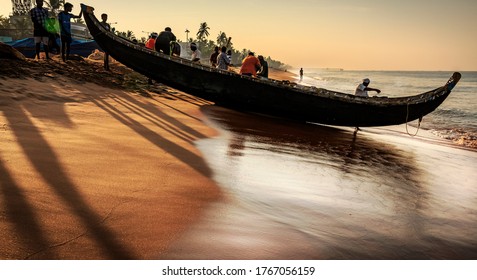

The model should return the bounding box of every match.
[162,106,477,259]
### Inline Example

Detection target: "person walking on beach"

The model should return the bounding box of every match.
[257,55,269,79]
[30,0,50,59]
[58,2,82,62]
[100,13,111,70]
[355,78,381,97]
[239,51,261,77]
[190,42,201,63]
[216,46,230,70]
[299,68,304,81]
[155,27,176,55]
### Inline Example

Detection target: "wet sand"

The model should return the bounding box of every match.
[161,106,477,259]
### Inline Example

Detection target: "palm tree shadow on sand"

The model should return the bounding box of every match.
[2,105,134,259]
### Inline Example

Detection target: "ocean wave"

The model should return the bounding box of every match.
[431,128,477,149]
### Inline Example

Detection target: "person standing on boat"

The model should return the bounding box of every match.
[210,46,219,67]
[257,55,269,79]
[239,52,261,77]
[155,27,176,55]
[190,42,201,63]
[355,78,381,97]
[216,46,230,70]
[30,0,50,59]
[58,2,83,62]
[100,13,111,70]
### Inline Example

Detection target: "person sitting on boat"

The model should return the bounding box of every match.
[355,78,381,97]
[145,32,157,50]
[155,27,176,55]
[257,55,269,79]
[216,46,230,70]
[190,42,201,63]
[239,52,261,77]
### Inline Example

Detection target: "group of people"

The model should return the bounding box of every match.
[208,46,233,71]
[237,52,268,78]
[209,48,269,78]
[30,0,82,62]
[30,0,110,70]
[145,28,270,79]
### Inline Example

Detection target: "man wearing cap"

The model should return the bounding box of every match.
[355,78,381,97]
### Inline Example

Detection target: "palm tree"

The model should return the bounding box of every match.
[47,0,62,9]
[73,18,84,24]
[0,15,10,28]
[196,22,210,41]
[116,30,135,40]
[185,29,190,41]
[44,0,65,15]
[216,31,227,47]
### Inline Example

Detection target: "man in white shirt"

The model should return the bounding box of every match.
[355,78,381,97]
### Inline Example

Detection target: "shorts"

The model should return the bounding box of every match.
[34,36,49,45]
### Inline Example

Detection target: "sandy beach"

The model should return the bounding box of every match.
[0,54,300,259]
[0,55,225,259]
[1,54,476,260]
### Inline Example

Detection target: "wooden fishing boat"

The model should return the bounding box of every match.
[81,4,461,127]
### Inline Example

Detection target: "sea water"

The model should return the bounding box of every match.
[295,69,477,148]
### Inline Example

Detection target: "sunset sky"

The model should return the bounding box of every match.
[1,0,476,70]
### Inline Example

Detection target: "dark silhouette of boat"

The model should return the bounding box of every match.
[81,4,461,127]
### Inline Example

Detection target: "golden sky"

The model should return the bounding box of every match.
[2,0,476,70]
